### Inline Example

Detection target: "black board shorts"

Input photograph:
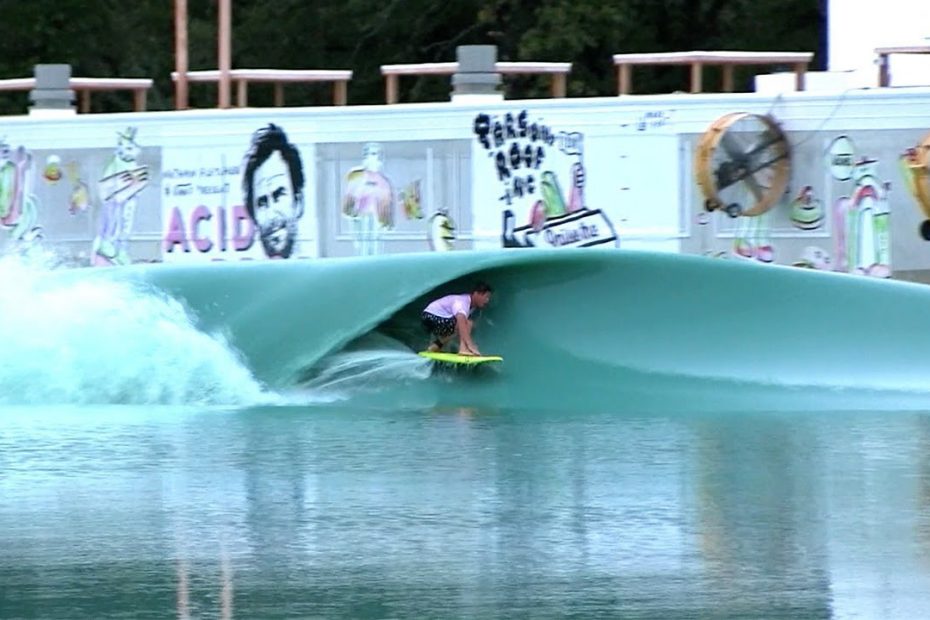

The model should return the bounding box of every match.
[421,311,456,339]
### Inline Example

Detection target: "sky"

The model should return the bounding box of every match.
[828,0,930,84]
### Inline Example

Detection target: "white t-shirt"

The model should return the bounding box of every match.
[424,293,472,319]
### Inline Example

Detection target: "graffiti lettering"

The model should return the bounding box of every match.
[495,152,509,181]
[475,111,617,249]
[198,165,240,177]
[473,110,554,152]
[476,109,553,205]
[500,175,536,204]
[474,115,491,149]
[636,110,672,132]
[506,208,618,249]
[507,143,544,170]
[162,168,197,179]
[545,222,599,246]
[196,182,230,195]
[191,205,213,252]
[163,204,254,254]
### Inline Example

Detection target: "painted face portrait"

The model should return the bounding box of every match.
[253,151,299,257]
[242,124,306,259]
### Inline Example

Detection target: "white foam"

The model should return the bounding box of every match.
[300,333,432,397]
[0,251,278,407]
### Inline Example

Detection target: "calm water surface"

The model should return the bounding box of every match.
[2,405,930,619]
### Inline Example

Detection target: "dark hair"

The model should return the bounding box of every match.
[242,123,305,220]
[472,281,492,294]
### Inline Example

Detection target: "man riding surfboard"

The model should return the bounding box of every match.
[421,282,492,356]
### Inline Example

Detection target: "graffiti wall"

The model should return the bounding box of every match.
[0,129,161,264]
[315,139,471,257]
[161,124,315,262]
[471,108,618,249]
[0,89,929,279]
[684,121,930,278]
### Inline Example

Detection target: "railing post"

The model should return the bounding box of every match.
[451,45,502,102]
[29,64,75,116]
[385,74,398,104]
[551,73,567,98]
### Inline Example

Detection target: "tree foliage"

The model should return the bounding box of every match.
[0,0,822,114]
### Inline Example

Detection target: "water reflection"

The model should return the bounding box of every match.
[2,407,930,618]
[694,413,831,617]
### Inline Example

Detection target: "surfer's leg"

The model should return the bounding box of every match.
[422,313,455,352]
[428,334,453,352]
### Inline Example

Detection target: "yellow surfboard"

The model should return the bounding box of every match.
[418,351,503,365]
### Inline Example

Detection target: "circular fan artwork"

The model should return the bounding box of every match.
[695,112,791,218]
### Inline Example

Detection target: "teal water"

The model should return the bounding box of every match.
[4,251,930,618]
[3,405,930,618]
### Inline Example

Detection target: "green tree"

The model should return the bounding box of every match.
[0,0,822,114]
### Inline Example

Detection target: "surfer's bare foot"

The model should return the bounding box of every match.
[428,342,441,352]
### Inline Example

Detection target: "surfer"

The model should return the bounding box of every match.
[422,282,492,356]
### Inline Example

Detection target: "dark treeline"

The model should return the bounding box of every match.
[0,0,825,114]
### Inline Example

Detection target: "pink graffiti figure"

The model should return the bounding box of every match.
[342,142,394,256]
[0,142,42,242]
[834,158,891,278]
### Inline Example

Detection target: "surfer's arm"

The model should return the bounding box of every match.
[455,313,480,355]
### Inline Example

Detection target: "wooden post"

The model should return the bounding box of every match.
[217,0,231,109]
[551,73,567,98]
[689,62,703,93]
[236,79,247,107]
[174,0,188,109]
[617,64,631,95]
[385,74,398,104]
[133,88,147,112]
[334,80,347,105]
[794,61,807,91]
[721,65,734,92]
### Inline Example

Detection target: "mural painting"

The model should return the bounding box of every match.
[691,116,903,278]
[472,109,618,249]
[93,127,150,266]
[242,124,307,259]
[317,139,470,257]
[0,132,161,265]
[162,123,312,262]
[695,112,790,264]
[899,131,930,240]
[342,142,395,256]
[0,99,926,278]
[827,136,891,277]
[0,140,42,245]
[428,210,456,251]
[786,185,830,269]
